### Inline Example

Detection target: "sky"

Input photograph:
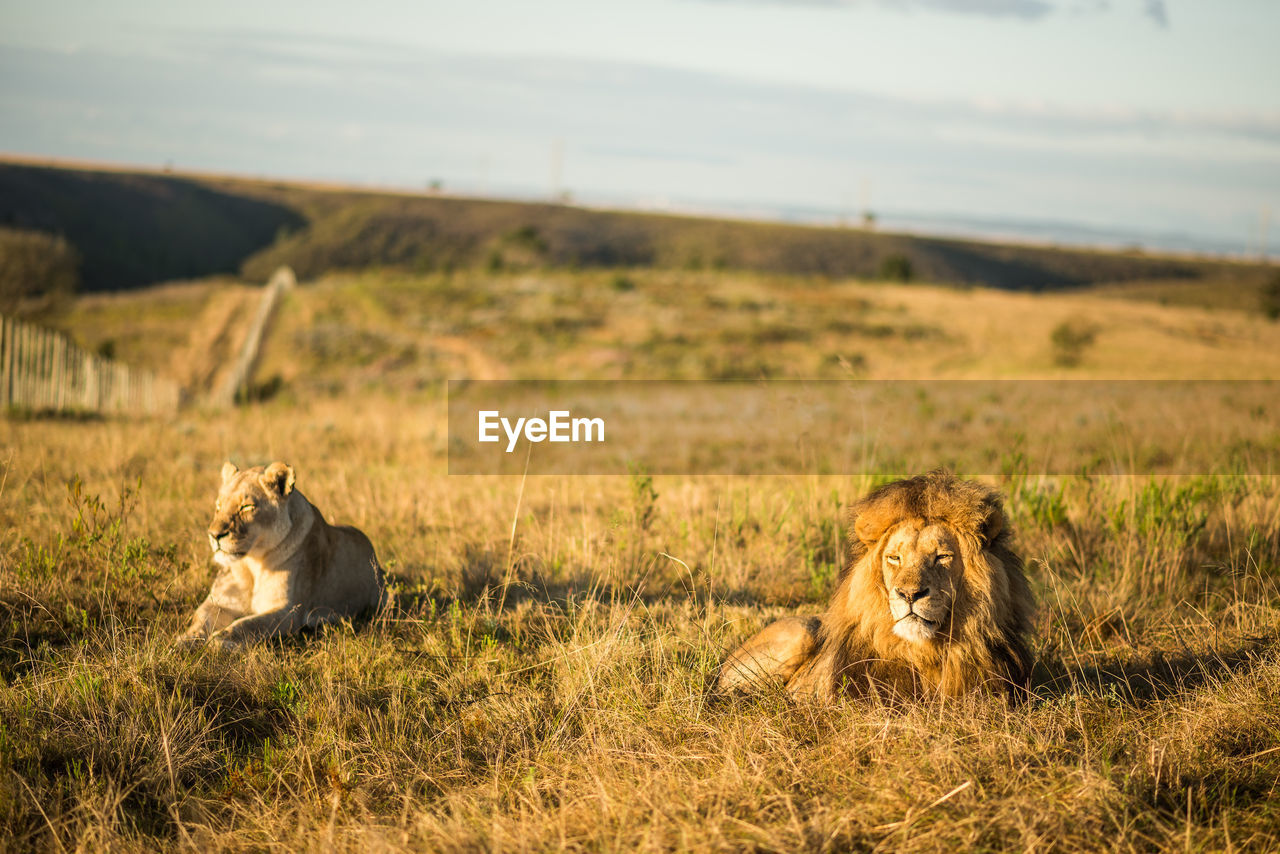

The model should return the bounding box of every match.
[1,0,1278,253]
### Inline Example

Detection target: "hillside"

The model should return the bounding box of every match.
[0,162,302,292]
[3,159,1275,305]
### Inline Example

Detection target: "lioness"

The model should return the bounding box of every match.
[717,472,1034,700]
[178,461,386,649]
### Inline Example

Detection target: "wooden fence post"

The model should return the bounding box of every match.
[1,316,11,408]
[0,312,181,417]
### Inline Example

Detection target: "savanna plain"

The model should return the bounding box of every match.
[4,261,1280,852]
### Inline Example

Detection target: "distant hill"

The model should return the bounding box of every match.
[1,159,1272,299]
[0,163,302,292]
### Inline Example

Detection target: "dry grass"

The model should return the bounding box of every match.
[66,268,1280,387]
[3,268,1280,851]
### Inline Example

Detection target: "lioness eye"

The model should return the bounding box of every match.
[239,504,255,515]
[886,555,900,565]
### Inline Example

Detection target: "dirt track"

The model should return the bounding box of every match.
[429,335,508,381]
[174,285,259,400]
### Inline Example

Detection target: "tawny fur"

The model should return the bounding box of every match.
[178,461,386,649]
[716,472,1035,700]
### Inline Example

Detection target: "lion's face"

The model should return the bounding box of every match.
[878,521,961,644]
[207,462,296,565]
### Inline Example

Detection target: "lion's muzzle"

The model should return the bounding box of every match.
[888,584,947,643]
[208,522,245,558]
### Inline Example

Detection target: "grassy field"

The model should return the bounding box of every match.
[3,267,1280,851]
[62,267,1280,385]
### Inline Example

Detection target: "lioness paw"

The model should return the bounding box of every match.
[207,632,244,652]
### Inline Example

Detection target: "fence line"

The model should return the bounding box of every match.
[211,265,295,408]
[0,313,181,416]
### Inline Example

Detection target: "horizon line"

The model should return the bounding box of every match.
[2,150,1271,268]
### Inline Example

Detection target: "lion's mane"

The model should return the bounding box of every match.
[717,472,1035,700]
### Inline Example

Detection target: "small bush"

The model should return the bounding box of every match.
[1262,271,1280,321]
[629,468,659,534]
[877,254,914,283]
[0,227,80,318]
[1050,319,1097,367]
[237,373,287,404]
[504,225,548,254]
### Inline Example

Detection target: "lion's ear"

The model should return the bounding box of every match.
[852,510,883,546]
[260,462,296,497]
[851,493,904,546]
[220,461,239,485]
[979,494,1008,547]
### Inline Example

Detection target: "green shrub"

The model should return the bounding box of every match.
[877,254,914,282]
[1050,319,1097,367]
[0,226,79,318]
[1262,271,1280,321]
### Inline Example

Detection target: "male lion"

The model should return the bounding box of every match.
[178,462,386,649]
[717,473,1034,700]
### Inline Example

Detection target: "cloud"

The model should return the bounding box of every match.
[1143,0,1169,28]
[700,0,1054,17]
[697,0,1169,26]
[4,34,1270,249]
[889,0,1053,18]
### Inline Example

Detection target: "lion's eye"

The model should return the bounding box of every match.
[936,554,953,565]
[239,504,255,516]
[886,555,900,565]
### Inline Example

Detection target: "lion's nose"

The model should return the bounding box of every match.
[895,586,930,603]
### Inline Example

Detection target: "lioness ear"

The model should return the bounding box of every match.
[260,462,296,497]
[221,461,239,485]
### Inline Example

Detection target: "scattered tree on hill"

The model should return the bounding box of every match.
[0,227,79,319]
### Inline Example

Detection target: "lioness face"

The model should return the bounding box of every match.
[880,521,961,644]
[207,462,296,565]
